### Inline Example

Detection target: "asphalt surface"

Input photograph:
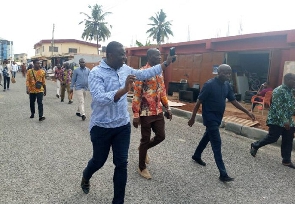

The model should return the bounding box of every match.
[1,73,295,204]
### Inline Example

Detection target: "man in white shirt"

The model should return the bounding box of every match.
[11,61,18,78]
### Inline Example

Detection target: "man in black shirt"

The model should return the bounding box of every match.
[188,64,255,182]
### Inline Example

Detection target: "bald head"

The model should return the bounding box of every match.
[147,48,158,58]
[284,73,295,89]
[147,48,161,66]
[217,64,232,82]
[218,64,231,73]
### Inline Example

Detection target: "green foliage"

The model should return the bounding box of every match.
[79,4,112,53]
[146,9,173,45]
[135,40,152,47]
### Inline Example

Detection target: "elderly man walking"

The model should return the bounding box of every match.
[188,64,255,182]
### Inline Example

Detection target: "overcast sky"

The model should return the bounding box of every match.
[0,0,294,57]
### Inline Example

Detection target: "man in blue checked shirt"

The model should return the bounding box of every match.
[80,41,176,204]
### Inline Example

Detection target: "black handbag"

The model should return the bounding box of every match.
[31,70,42,89]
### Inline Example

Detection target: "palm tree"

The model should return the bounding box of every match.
[135,40,152,47]
[79,4,112,54]
[146,9,173,45]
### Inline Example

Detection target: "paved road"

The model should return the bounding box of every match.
[1,73,295,204]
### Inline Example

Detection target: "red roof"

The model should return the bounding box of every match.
[34,39,100,49]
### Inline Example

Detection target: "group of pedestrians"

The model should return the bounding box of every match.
[80,41,176,204]
[53,59,90,121]
[16,40,295,204]
[24,57,90,123]
[54,62,73,104]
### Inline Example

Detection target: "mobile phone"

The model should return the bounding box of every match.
[170,47,176,62]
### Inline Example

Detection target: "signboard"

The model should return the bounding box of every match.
[213,65,218,74]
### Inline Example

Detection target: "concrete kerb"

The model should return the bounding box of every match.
[127,97,293,149]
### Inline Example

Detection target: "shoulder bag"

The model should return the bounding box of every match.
[31,70,42,89]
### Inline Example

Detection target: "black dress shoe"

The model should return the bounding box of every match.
[30,114,34,118]
[250,143,258,157]
[76,113,82,117]
[61,99,64,102]
[282,162,295,169]
[82,115,86,121]
[56,94,59,98]
[81,177,90,194]
[39,117,46,121]
[192,156,206,166]
[219,175,234,182]
[68,100,73,104]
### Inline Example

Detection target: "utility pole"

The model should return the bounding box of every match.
[51,23,55,67]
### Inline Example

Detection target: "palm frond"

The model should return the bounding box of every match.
[146,9,173,45]
[79,4,112,53]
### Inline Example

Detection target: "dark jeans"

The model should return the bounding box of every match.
[4,76,10,90]
[252,124,294,163]
[193,122,227,177]
[83,123,131,204]
[139,114,165,170]
[29,92,44,118]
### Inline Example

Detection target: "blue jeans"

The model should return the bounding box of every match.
[12,71,16,78]
[83,123,131,204]
[193,123,227,177]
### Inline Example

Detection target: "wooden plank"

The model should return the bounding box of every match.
[223,116,259,127]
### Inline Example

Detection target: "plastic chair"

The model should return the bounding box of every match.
[251,91,273,115]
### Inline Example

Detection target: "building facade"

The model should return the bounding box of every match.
[32,39,101,68]
[126,29,295,100]
[0,37,14,63]
[14,53,28,64]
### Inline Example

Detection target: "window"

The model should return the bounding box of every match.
[49,46,58,52]
[42,46,44,52]
[69,48,77,53]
